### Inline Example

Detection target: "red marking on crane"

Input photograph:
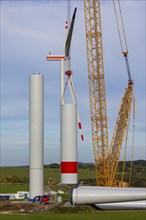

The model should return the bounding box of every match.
[61,161,77,173]
[78,122,82,129]
[46,55,65,61]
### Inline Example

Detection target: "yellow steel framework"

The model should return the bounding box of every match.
[84,0,134,186]
[84,0,109,186]
[108,81,134,186]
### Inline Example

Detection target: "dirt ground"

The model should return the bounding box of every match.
[0,200,58,213]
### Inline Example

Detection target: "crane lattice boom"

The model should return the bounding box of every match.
[109,81,134,186]
[84,0,109,186]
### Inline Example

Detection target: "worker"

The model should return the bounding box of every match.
[48,177,52,185]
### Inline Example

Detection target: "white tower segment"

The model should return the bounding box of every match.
[29,74,44,199]
[61,104,78,184]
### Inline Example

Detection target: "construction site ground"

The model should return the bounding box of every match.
[0,200,59,213]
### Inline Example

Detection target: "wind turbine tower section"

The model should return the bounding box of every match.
[29,74,44,199]
[60,104,78,184]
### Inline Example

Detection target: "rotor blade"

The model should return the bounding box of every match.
[65,7,77,58]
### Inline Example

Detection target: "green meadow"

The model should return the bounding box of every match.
[1,211,146,220]
[0,167,96,194]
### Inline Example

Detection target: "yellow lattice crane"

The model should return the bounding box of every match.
[84,0,109,186]
[108,80,134,186]
[84,0,135,186]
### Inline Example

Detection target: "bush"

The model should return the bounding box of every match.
[49,163,60,168]
[0,176,29,184]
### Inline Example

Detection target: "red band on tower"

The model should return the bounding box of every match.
[61,161,77,173]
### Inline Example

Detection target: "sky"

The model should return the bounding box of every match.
[1,0,145,166]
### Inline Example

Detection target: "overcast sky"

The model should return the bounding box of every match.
[1,0,145,166]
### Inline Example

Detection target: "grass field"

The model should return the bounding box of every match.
[0,167,95,184]
[0,167,96,194]
[0,167,29,178]
[0,183,29,193]
[0,167,93,195]
[1,211,146,220]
